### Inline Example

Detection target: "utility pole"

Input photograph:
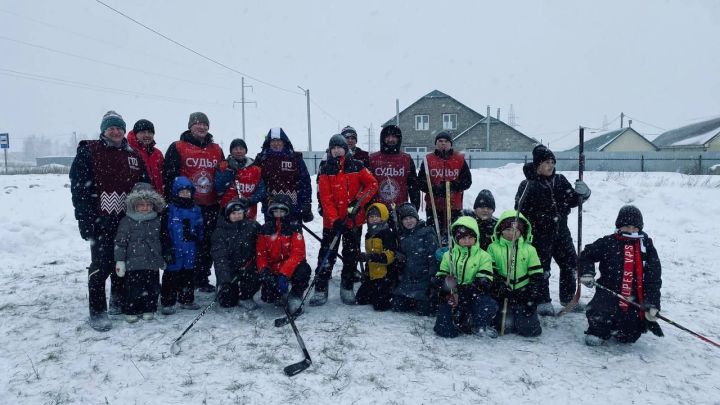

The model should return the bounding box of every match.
[620,112,624,128]
[298,86,312,151]
[486,105,491,151]
[395,99,400,126]
[232,77,256,140]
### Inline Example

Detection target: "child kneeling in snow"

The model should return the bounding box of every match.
[114,183,167,323]
[211,197,260,309]
[356,203,398,311]
[579,205,663,346]
[487,210,544,337]
[432,216,498,338]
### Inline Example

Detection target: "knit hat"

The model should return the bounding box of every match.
[435,131,453,145]
[100,110,126,133]
[225,197,250,218]
[229,138,248,152]
[268,194,292,214]
[132,119,154,134]
[532,144,556,167]
[473,189,495,210]
[396,202,419,221]
[188,112,210,129]
[341,125,358,138]
[453,225,476,240]
[615,205,644,230]
[328,134,349,153]
[498,217,527,236]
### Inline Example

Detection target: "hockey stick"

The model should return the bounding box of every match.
[593,282,720,349]
[422,155,442,243]
[273,232,341,327]
[301,224,343,261]
[281,302,313,376]
[500,181,530,335]
[558,126,584,316]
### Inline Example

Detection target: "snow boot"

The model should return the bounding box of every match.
[125,314,140,323]
[89,312,112,332]
[142,312,154,320]
[108,300,123,316]
[340,287,356,305]
[585,334,605,346]
[161,305,176,315]
[309,289,328,307]
[238,298,259,311]
[536,302,555,316]
[180,302,201,310]
[476,326,499,339]
[287,294,303,315]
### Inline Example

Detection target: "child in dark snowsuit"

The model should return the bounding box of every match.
[161,176,203,314]
[487,210,544,337]
[392,203,439,316]
[114,183,166,322]
[579,205,663,346]
[356,203,398,311]
[471,189,498,251]
[211,198,260,309]
[433,216,499,338]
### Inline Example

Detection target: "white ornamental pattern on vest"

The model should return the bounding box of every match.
[100,191,127,215]
[378,178,400,202]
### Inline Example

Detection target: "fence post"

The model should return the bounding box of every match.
[699,155,703,174]
[468,154,473,169]
[641,155,644,172]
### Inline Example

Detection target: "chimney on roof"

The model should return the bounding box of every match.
[628,119,632,128]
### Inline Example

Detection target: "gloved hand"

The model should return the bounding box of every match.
[259,267,273,283]
[495,283,513,300]
[347,200,360,219]
[580,274,596,288]
[473,277,492,295]
[645,306,659,322]
[332,218,346,234]
[302,208,314,223]
[226,156,240,171]
[276,275,289,295]
[78,219,95,241]
[574,180,591,199]
[394,251,407,264]
[160,262,167,271]
[115,261,126,277]
[163,249,175,265]
[357,252,369,262]
[435,247,449,261]
[431,184,446,197]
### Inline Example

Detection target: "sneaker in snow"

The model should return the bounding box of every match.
[585,334,605,346]
[238,299,259,311]
[89,312,112,332]
[561,301,586,313]
[340,288,356,305]
[161,306,176,315]
[309,290,328,307]
[125,314,140,323]
[180,302,201,310]
[536,302,555,316]
[142,312,154,320]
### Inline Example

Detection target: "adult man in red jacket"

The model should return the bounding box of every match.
[127,119,164,194]
[163,112,225,292]
[309,135,378,306]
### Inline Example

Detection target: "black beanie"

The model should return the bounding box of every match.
[396,202,419,221]
[341,125,358,138]
[615,205,644,230]
[328,134,349,153]
[188,112,210,129]
[532,144,556,167]
[473,189,495,210]
[435,131,453,145]
[229,138,248,152]
[132,119,155,134]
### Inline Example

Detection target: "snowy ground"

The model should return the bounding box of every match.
[1,166,719,405]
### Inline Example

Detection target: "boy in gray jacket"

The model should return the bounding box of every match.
[114,183,167,322]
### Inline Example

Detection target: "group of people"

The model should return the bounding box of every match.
[70,110,663,347]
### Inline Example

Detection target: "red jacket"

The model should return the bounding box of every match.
[256,218,306,277]
[318,155,378,229]
[127,130,164,194]
[216,159,262,219]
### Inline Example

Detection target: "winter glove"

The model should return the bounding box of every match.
[435,247,448,262]
[332,218,346,234]
[574,180,591,199]
[259,267,273,284]
[226,157,240,171]
[276,275,289,295]
[645,306,659,322]
[431,184,446,197]
[115,261,126,278]
[394,251,407,264]
[473,277,492,295]
[163,250,175,265]
[366,252,387,264]
[495,282,513,300]
[347,200,360,219]
[160,262,167,271]
[444,275,459,308]
[78,219,95,241]
[357,252,369,262]
[302,207,314,223]
[580,274,596,288]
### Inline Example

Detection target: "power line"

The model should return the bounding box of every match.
[95,0,303,96]
[623,114,666,131]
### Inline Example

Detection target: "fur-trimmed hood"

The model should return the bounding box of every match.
[125,182,165,219]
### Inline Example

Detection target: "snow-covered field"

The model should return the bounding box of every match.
[1,166,719,405]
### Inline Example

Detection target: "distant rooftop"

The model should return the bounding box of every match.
[653,116,720,147]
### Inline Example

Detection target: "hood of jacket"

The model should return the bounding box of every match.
[492,209,534,243]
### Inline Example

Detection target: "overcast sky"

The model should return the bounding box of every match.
[2,0,719,153]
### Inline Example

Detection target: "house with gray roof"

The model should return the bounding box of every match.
[381,90,536,152]
[653,116,720,151]
[566,127,657,152]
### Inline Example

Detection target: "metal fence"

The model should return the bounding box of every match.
[302,151,720,175]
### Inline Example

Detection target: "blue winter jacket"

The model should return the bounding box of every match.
[165,176,203,271]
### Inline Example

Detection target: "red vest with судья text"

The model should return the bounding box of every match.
[425,152,465,210]
[175,140,223,206]
[369,151,413,207]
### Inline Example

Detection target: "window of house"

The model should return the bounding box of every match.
[415,115,429,131]
[404,147,427,153]
[443,114,457,130]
